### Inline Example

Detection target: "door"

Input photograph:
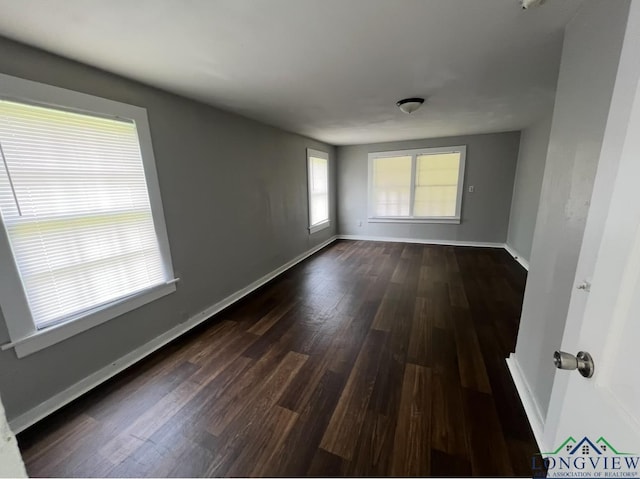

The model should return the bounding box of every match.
[541,2,640,476]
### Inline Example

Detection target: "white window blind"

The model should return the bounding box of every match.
[414,153,461,217]
[308,152,329,227]
[369,147,465,222]
[0,100,168,329]
[371,155,412,217]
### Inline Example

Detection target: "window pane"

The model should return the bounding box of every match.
[372,156,411,217]
[0,100,167,328]
[309,156,328,226]
[414,152,460,217]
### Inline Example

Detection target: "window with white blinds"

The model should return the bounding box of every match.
[368,146,466,223]
[0,74,175,357]
[0,100,169,329]
[371,155,412,217]
[307,149,330,233]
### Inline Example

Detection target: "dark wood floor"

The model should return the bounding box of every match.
[18,240,538,477]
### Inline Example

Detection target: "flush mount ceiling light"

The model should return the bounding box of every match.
[396,97,425,114]
[519,0,547,9]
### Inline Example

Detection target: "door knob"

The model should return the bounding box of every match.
[553,350,594,378]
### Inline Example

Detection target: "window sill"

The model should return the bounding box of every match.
[5,281,177,358]
[309,220,331,234]
[368,217,461,225]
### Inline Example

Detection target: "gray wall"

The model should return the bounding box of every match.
[337,132,520,243]
[506,113,554,262]
[0,37,336,422]
[513,0,629,419]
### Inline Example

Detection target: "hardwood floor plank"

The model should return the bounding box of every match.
[277,313,353,412]
[319,329,387,460]
[462,387,515,476]
[407,296,433,367]
[18,240,538,478]
[23,413,100,476]
[207,349,307,436]
[391,257,410,284]
[307,448,345,476]
[430,448,473,477]
[344,283,415,474]
[166,438,216,478]
[103,361,250,478]
[85,360,199,427]
[430,281,452,330]
[327,302,378,375]
[185,319,239,364]
[246,299,298,335]
[508,437,541,477]
[447,271,470,308]
[98,350,246,467]
[444,246,460,273]
[202,353,307,476]
[390,363,432,476]
[229,406,299,477]
[264,369,344,476]
[240,307,301,360]
[155,355,253,440]
[371,283,402,332]
[344,410,392,476]
[431,327,469,457]
[451,305,492,394]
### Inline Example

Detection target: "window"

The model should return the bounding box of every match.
[307,148,330,233]
[0,73,175,357]
[368,146,466,223]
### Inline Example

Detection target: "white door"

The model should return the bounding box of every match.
[541,2,640,476]
[0,395,26,478]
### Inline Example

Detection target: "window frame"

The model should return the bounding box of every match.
[306,148,331,234]
[0,73,176,358]
[367,145,466,224]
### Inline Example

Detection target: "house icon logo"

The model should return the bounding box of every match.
[568,437,602,456]
[533,436,639,478]
[544,436,632,456]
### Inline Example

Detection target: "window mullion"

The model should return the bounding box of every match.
[409,154,417,217]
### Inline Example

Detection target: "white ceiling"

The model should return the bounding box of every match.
[0,0,582,145]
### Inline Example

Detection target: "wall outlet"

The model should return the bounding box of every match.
[468,185,475,193]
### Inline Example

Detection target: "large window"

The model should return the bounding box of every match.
[307,148,330,234]
[368,146,466,223]
[0,74,175,357]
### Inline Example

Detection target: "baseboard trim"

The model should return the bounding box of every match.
[8,235,338,434]
[337,234,504,249]
[506,353,547,453]
[503,243,530,271]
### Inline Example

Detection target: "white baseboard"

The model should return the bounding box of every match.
[337,234,504,249]
[8,236,338,434]
[503,243,530,271]
[506,353,547,453]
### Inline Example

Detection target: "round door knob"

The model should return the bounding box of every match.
[554,350,594,378]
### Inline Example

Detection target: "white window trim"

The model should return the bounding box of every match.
[306,148,331,234]
[367,145,466,224]
[0,73,177,358]
[308,220,331,234]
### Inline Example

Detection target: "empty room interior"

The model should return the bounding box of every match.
[1,0,639,477]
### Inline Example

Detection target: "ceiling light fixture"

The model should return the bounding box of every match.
[396,97,425,114]
[519,0,546,9]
